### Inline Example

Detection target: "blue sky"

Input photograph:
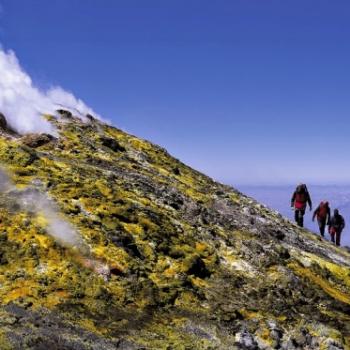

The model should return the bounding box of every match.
[1,0,350,185]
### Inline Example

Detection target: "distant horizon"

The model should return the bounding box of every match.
[239,184,350,246]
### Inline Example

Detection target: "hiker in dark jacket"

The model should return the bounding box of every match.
[291,184,312,227]
[328,209,345,246]
[312,201,331,237]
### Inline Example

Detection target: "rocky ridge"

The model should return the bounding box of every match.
[0,112,349,349]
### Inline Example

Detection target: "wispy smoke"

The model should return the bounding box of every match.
[0,48,100,135]
[0,169,110,278]
[0,169,89,253]
[21,190,89,253]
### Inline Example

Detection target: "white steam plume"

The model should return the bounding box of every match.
[0,169,89,254]
[0,169,110,278]
[21,190,89,253]
[0,48,100,135]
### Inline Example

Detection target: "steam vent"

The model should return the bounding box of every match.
[0,112,349,349]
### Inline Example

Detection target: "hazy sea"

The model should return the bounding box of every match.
[237,185,350,247]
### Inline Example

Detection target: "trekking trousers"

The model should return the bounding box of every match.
[329,227,342,246]
[294,209,305,227]
[317,219,327,237]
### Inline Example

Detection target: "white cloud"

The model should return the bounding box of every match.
[0,48,100,135]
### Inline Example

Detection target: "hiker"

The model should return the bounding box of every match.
[291,184,312,227]
[328,209,345,246]
[312,201,331,237]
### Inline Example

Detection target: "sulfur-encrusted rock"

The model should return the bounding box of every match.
[0,113,349,349]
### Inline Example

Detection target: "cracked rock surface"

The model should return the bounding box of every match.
[0,112,349,349]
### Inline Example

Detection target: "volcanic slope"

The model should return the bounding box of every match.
[0,112,349,350]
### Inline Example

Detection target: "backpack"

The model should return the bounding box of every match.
[317,202,329,219]
[331,214,345,229]
[295,192,307,209]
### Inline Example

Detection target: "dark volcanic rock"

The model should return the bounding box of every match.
[187,256,211,279]
[100,136,126,152]
[0,113,7,130]
[57,109,73,119]
[86,114,97,122]
[2,304,136,350]
[110,231,143,259]
[20,133,56,148]
[0,112,19,136]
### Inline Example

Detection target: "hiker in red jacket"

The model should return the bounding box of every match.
[328,209,345,246]
[291,184,312,227]
[312,201,331,237]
